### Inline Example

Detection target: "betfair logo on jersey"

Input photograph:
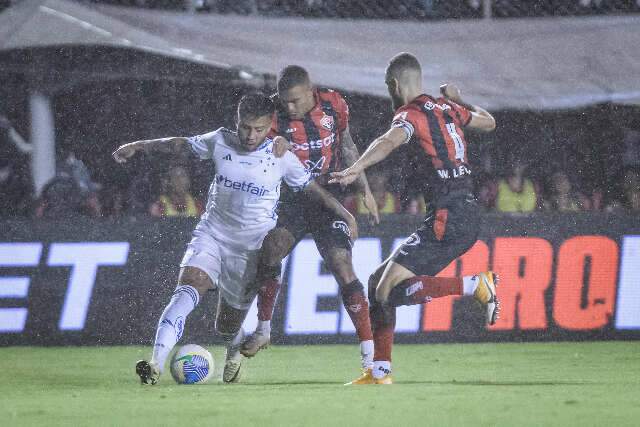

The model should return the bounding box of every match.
[215,174,270,196]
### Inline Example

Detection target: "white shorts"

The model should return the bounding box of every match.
[179,229,260,310]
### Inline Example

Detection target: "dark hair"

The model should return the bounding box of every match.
[237,92,275,120]
[387,52,422,77]
[277,65,311,92]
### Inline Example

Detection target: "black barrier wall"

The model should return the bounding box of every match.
[1,215,639,346]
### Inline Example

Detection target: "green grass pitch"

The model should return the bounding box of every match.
[2,342,639,426]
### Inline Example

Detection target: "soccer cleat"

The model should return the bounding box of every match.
[344,369,393,385]
[223,358,242,383]
[473,271,500,325]
[136,360,160,385]
[223,330,245,383]
[374,374,393,385]
[240,331,270,358]
[345,369,375,385]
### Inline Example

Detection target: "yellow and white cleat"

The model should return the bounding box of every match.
[473,271,500,325]
[223,357,242,383]
[374,374,393,385]
[344,369,393,385]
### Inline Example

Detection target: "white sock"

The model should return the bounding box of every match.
[372,361,391,379]
[256,320,271,335]
[462,275,479,296]
[360,340,374,370]
[151,285,200,373]
[223,328,245,362]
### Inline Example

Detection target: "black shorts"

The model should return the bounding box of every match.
[392,194,480,276]
[275,191,352,254]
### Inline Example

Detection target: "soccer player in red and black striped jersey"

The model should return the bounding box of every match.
[241,66,380,373]
[331,52,500,384]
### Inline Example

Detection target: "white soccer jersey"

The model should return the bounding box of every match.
[187,127,312,250]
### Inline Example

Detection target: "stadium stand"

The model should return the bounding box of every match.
[88,0,640,19]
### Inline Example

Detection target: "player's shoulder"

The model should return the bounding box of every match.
[213,127,237,142]
[317,87,346,104]
[203,127,239,152]
[393,101,422,122]
[255,136,275,155]
[198,126,232,137]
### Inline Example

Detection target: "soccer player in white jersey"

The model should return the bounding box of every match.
[112,93,358,384]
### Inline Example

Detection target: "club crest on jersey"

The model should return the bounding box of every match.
[320,113,334,130]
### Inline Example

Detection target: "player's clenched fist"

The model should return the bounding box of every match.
[440,83,462,103]
[272,136,291,158]
[113,141,144,163]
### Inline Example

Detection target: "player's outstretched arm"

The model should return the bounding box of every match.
[340,126,380,224]
[303,181,358,241]
[329,127,407,187]
[112,137,188,163]
[440,84,496,132]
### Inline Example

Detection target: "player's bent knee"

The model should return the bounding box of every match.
[260,228,295,265]
[257,263,282,281]
[324,249,357,286]
[368,275,380,305]
[178,266,214,297]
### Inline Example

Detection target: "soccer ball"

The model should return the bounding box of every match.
[169,344,215,385]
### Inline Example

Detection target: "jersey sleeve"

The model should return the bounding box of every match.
[334,92,350,133]
[186,128,221,160]
[281,151,313,192]
[390,107,419,144]
[447,99,472,127]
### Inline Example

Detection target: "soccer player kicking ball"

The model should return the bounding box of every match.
[112,93,358,385]
[330,53,499,385]
[240,66,379,374]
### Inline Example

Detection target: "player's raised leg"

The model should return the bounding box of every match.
[136,266,214,385]
[241,227,296,358]
[384,271,500,325]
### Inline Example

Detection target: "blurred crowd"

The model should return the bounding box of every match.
[2,101,639,220]
[86,0,640,18]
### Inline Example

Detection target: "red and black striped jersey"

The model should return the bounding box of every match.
[271,88,349,178]
[391,94,474,201]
